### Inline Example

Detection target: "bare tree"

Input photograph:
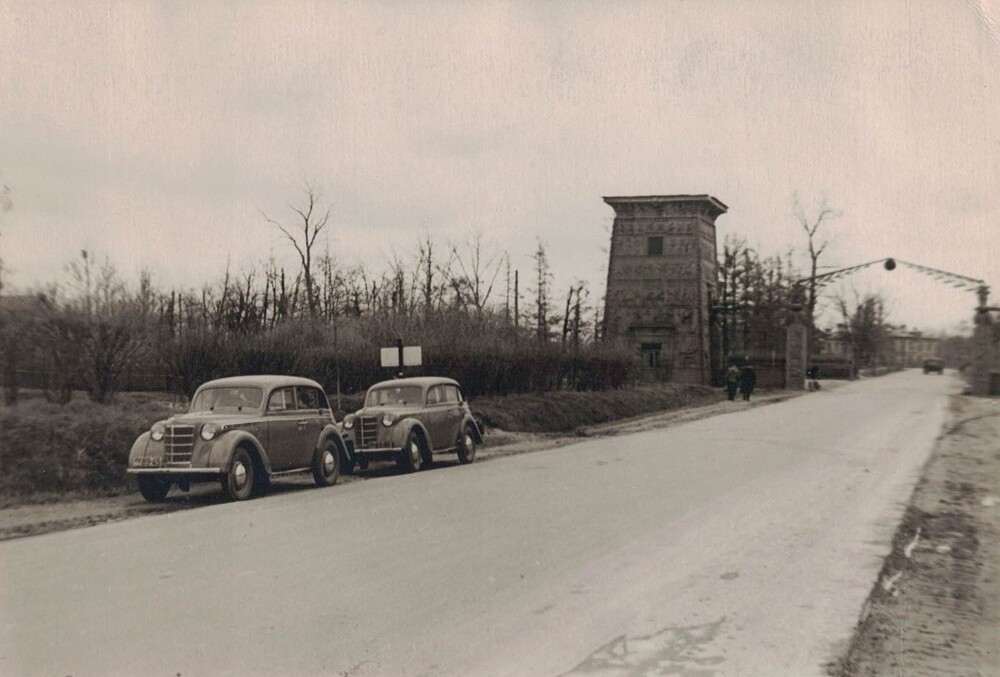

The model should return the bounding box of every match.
[835,290,889,371]
[448,234,504,316]
[792,193,841,336]
[64,251,150,403]
[532,240,553,341]
[261,184,332,317]
[0,176,11,293]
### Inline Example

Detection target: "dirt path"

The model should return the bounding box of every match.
[833,394,1000,676]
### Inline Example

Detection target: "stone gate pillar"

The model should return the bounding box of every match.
[785,284,807,390]
[786,317,807,390]
[971,285,993,396]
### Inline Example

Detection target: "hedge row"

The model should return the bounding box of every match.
[0,395,177,498]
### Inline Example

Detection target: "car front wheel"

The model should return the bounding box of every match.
[457,426,477,464]
[137,476,171,502]
[312,442,340,487]
[398,430,423,473]
[222,448,255,501]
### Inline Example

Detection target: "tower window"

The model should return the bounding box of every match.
[641,342,662,368]
[647,236,663,256]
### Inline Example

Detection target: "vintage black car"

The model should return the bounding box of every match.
[923,358,944,374]
[341,377,482,473]
[127,375,346,502]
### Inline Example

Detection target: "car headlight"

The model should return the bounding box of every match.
[201,423,218,441]
[343,415,354,429]
[382,413,396,427]
[151,423,165,441]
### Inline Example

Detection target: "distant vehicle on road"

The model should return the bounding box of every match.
[923,358,944,374]
[127,375,346,502]
[342,377,482,473]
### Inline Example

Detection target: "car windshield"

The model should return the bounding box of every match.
[190,387,264,413]
[366,386,424,407]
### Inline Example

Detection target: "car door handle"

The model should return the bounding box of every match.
[297,419,310,427]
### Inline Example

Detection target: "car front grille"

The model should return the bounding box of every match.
[358,416,380,449]
[164,425,195,466]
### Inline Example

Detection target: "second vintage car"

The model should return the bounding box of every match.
[923,357,944,374]
[127,375,347,502]
[342,376,482,472]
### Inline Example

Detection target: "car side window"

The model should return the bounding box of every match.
[316,389,331,410]
[296,387,319,410]
[267,387,296,413]
[426,386,441,406]
[444,385,460,403]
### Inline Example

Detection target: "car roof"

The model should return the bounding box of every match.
[196,375,323,390]
[368,376,460,390]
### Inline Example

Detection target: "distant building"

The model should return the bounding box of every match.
[815,334,854,360]
[602,195,727,385]
[815,327,940,368]
[886,328,940,368]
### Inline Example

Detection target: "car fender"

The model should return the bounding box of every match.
[389,419,432,450]
[316,424,348,458]
[128,432,151,465]
[460,414,483,443]
[207,430,272,475]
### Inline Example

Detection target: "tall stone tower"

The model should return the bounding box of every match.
[603,195,727,385]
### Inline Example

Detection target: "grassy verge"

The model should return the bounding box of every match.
[471,384,722,433]
[0,384,723,502]
[0,393,178,504]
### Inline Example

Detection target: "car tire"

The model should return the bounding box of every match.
[398,430,423,473]
[456,425,477,464]
[312,442,340,487]
[137,476,171,502]
[221,447,255,501]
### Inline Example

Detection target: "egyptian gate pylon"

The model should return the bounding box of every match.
[602,195,728,385]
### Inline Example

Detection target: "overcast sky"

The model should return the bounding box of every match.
[1,0,998,332]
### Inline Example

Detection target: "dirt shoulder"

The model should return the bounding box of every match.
[0,388,799,541]
[832,395,1000,676]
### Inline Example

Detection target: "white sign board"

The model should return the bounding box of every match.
[380,345,423,368]
[402,346,422,366]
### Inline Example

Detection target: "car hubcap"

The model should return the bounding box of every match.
[323,451,336,474]
[465,434,474,452]
[233,462,248,490]
[411,440,420,463]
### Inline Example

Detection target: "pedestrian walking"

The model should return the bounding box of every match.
[725,363,740,401]
[739,362,756,401]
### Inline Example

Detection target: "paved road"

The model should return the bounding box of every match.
[0,371,956,676]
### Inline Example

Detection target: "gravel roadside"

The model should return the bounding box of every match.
[0,389,799,541]
[832,394,1000,676]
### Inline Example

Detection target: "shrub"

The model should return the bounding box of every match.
[0,397,176,497]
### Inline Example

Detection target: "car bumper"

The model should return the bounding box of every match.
[127,468,223,475]
[350,446,401,460]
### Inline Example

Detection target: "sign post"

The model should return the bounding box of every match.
[379,339,422,378]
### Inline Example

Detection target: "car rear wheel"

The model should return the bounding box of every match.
[456,426,477,464]
[221,448,255,501]
[398,430,423,473]
[312,442,340,487]
[137,476,171,502]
